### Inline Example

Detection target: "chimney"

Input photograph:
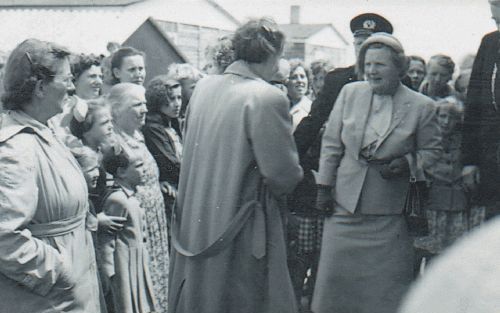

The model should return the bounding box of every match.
[290,5,300,24]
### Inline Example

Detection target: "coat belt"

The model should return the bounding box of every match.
[27,213,86,237]
[171,199,266,259]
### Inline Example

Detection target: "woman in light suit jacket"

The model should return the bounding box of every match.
[312,33,442,313]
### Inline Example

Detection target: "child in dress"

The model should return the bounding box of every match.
[99,148,157,313]
[415,98,484,256]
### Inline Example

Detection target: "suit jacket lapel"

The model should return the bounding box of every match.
[376,84,411,149]
[353,87,373,159]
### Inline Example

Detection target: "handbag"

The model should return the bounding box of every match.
[404,161,429,237]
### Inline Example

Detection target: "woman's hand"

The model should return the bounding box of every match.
[379,157,410,179]
[161,181,177,198]
[316,184,334,217]
[97,212,126,234]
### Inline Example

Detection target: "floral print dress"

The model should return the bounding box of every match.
[116,129,169,313]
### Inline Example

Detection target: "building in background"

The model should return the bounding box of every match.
[280,5,349,67]
[0,0,239,77]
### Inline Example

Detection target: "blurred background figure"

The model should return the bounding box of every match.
[454,68,472,103]
[287,59,311,131]
[269,58,290,94]
[414,99,484,268]
[166,63,204,120]
[309,59,332,101]
[203,35,235,75]
[419,54,457,100]
[406,55,426,91]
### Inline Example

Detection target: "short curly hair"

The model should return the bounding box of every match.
[232,17,285,63]
[205,36,236,73]
[166,63,204,83]
[71,53,101,81]
[145,75,181,114]
[2,39,71,110]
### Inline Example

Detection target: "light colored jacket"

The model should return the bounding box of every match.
[318,82,441,215]
[0,110,101,312]
[169,60,303,313]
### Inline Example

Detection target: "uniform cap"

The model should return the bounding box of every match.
[350,13,393,37]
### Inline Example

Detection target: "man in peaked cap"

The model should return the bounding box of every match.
[288,13,392,310]
[293,13,393,157]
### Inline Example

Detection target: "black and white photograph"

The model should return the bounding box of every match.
[0,1,499,312]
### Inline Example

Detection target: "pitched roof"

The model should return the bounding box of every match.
[0,0,143,7]
[279,23,330,40]
[279,23,349,45]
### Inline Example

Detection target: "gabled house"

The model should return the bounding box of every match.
[279,6,349,67]
[0,0,239,71]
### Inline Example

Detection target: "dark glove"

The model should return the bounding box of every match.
[379,157,410,180]
[316,184,334,217]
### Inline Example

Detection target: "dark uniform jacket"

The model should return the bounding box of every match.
[461,30,500,212]
[289,65,358,215]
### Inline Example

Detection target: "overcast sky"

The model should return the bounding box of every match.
[218,0,494,67]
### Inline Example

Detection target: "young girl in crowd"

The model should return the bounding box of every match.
[99,148,157,313]
[73,146,102,233]
[415,98,485,257]
[69,100,127,233]
[73,146,110,313]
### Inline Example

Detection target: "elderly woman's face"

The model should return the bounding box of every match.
[114,55,145,85]
[364,47,400,94]
[407,60,425,90]
[116,87,148,130]
[426,60,452,91]
[287,66,308,101]
[75,65,103,100]
[44,58,75,116]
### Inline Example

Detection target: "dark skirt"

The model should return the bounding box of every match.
[312,214,413,313]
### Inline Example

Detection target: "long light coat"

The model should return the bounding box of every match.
[0,110,101,313]
[168,60,303,313]
[318,81,442,214]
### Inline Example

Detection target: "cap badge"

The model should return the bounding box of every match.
[363,20,376,30]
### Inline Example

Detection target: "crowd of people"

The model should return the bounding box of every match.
[1,1,500,313]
